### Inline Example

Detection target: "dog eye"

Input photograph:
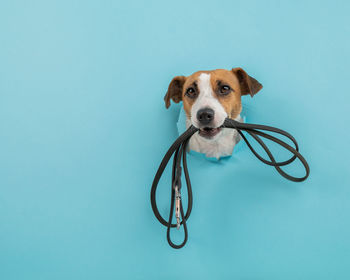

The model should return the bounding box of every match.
[220,85,231,95]
[185,87,197,98]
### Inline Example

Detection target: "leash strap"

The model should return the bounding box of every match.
[150,118,310,249]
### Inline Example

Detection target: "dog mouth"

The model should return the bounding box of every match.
[198,127,222,139]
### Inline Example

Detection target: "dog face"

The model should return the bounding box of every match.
[164,68,262,139]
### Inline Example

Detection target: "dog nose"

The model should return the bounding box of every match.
[197,108,215,125]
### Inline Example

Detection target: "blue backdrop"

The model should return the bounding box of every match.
[1,0,349,279]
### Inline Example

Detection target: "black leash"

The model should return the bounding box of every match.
[150,118,310,249]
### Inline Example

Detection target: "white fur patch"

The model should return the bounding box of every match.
[187,115,243,159]
[190,73,227,129]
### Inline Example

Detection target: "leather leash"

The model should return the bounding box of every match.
[150,118,310,249]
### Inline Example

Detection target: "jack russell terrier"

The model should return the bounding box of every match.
[164,68,262,159]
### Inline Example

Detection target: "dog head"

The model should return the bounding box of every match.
[164,68,262,139]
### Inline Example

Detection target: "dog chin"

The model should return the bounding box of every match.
[198,127,223,140]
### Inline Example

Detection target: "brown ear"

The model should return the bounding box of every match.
[164,76,186,109]
[232,68,263,97]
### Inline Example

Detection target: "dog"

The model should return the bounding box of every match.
[164,68,262,159]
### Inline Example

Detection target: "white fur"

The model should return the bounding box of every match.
[187,73,242,159]
[187,115,243,159]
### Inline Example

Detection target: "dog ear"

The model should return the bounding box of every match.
[164,76,186,109]
[232,68,262,97]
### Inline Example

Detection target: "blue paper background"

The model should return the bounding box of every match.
[1,1,349,279]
